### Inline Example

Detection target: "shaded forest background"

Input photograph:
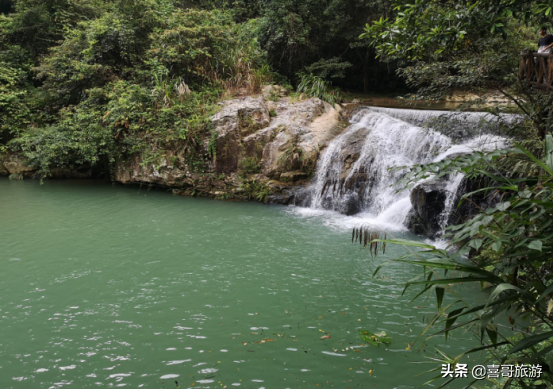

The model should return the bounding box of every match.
[1,0,550,176]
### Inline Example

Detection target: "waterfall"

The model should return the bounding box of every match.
[299,107,511,234]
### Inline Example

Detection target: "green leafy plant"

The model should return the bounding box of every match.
[296,73,341,106]
[240,179,270,202]
[207,129,218,161]
[238,156,261,174]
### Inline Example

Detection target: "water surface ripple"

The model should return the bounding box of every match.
[0,179,482,388]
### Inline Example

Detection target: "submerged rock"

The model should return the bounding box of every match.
[341,193,361,216]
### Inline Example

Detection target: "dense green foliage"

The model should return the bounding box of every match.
[361,0,552,100]
[1,0,274,175]
[362,0,552,61]
[200,0,402,91]
[2,0,551,175]
[1,0,407,176]
[296,73,342,106]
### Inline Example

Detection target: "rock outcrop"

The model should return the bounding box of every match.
[0,153,93,179]
[211,96,270,173]
[406,180,449,238]
[113,91,344,200]
[3,88,343,200]
[406,176,502,238]
[0,153,36,178]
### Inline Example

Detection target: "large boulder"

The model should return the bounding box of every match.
[407,180,449,238]
[211,96,270,173]
[259,98,341,179]
[261,85,288,100]
[210,94,342,183]
[112,93,342,197]
[407,176,504,238]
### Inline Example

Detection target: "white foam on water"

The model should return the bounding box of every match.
[286,206,408,232]
[166,360,191,366]
[322,351,347,357]
[160,374,179,379]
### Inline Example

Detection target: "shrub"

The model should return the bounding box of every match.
[296,73,341,106]
[238,156,261,174]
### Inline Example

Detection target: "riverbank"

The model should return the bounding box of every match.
[1,93,513,240]
[1,87,345,201]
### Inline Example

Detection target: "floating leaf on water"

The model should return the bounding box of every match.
[358,329,392,346]
[320,335,331,340]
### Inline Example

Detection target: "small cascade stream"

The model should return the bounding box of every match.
[297,107,512,236]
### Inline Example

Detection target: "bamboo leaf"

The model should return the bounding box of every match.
[370,238,436,249]
[485,324,497,345]
[545,134,552,172]
[514,142,553,175]
[509,332,552,354]
[435,287,445,310]
[487,283,531,307]
[445,307,463,341]
[528,240,543,251]
[392,259,500,279]
[459,341,511,356]
[407,276,497,286]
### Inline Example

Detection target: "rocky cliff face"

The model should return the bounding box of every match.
[113,86,343,200]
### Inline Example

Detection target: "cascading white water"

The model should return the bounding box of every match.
[301,107,511,234]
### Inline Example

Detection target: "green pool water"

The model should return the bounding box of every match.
[0,179,487,389]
